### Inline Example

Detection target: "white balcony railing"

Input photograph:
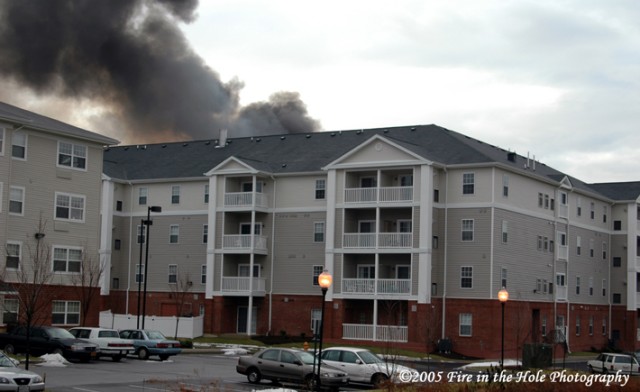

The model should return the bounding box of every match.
[343,233,412,249]
[342,279,411,295]
[344,186,413,204]
[377,279,411,294]
[556,285,568,301]
[557,245,568,260]
[224,192,268,208]
[222,235,268,251]
[221,277,266,293]
[558,204,568,219]
[342,323,408,342]
[342,279,376,294]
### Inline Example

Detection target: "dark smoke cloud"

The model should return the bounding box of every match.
[0,0,321,142]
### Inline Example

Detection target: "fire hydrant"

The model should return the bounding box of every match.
[303,341,309,351]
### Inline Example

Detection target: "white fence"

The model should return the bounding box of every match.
[99,310,204,339]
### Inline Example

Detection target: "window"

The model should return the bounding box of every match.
[577,197,582,216]
[314,222,325,242]
[613,257,621,267]
[575,317,581,336]
[541,315,547,337]
[544,194,549,209]
[168,264,177,284]
[169,225,179,243]
[613,220,621,231]
[537,235,543,251]
[138,188,148,205]
[312,265,324,285]
[461,219,474,241]
[9,186,24,215]
[57,141,86,169]
[603,206,607,223]
[459,313,472,336]
[462,173,474,195]
[114,239,121,250]
[0,127,4,155]
[400,175,413,187]
[204,184,209,203]
[398,220,412,233]
[432,236,439,249]
[589,277,593,296]
[501,268,507,288]
[2,298,18,324]
[203,225,208,244]
[137,225,147,244]
[116,200,123,211]
[502,175,509,197]
[53,247,82,273]
[52,300,80,325]
[589,239,594,258]
[588,316,594,335]
[501,221,508,243]
[538,193,543,208]
[602,318,607,335]
[576,276,580,295]
[576,236,581,256]
[112,278,120,289]
[311,309,321,334]
[171,185,180,204]
[602,279,606,297]
[5,242,21,269]
[602,242,607,260]
[612,293,621,304]
[201,265,206,284]
[315,179,326,200]
[135,264,144,283]
[11,131,26,159]
[460,266,473,288]
[357,265,375,279]
[55,192,85,221]
[590,202,595,220]
[433,189,439,202]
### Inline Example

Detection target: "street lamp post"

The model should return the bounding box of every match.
[315,270,333,391]
[498,287,509,369]
[141,205,162,329]
[136,220,144,329]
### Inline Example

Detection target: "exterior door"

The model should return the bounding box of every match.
[237,306,257,334]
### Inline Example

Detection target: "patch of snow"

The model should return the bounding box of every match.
[223,348,248,355]
[36,354,70,367]
[460,359,521,369]
[256,389,297,392]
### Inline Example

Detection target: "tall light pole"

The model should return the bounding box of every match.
[498,287,509,369]
[315,270,332,391]
[136,220,144,329]
[141,205,162,329]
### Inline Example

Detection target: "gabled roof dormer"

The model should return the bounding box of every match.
[206,156,263,176]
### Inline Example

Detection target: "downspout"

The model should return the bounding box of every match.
[490,169,495,297]
[268,175,277,335]
[441,168,448,339]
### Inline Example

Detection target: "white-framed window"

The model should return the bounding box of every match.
[204,184,209,203]
[171,185,180,204]
[5,241,21,270]
[9,186,24,215]
[541,315,547,337]
[57,141,87,170]
[538,193,543,208]
[603,206,607,223]
[357,264,375,279]
[201,265,206,284]
[137,225,147,244]
[460,266,473,288]
[589,239,594,257]
[501,221,508,243]
[55,192,85,221]
[315,179,326,200]
[168,264,177,284]
[537,235,543,251]
[576,276,581,295]
[590,202,595,219]
[602,318,606,335]
[2,298,18,324]
[501,268,507,288]
[238,264,260,278]
[240,222,262,235]
[461,219,474,241]
[544,194,550,209]
[53,246,82,273]
[588,316,594,335]
[203,225,208,244]
[169,225,179,244]
[400,174,413,187]
[502,174,509,197]
[560,191,568,207]
[602,242,607,260]
[138,187,148,205]
[459,313,472,336]
[396,265,410,279]
[589,277,594,296]
[398,220,412,233]
[11,131,26,159]
[577,197,582,216]
[602,279,606,297]
[462,173,474,195]
[51,300,80,325]
[576,236,581,255]
[135,264,144,283]
[314,222,325,242]
[311,309,322,334]
[575,317,581,336]
[312,265,323,286]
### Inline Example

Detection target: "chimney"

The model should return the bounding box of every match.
[218,129,228,148]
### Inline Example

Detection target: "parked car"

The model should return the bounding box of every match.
[320,347,417,386]
[0,326,98,362]
[236,347,348,390]
[587,352,640,375]
[69,327,134,362]
[118,329,181,360]
[0,350,45,391]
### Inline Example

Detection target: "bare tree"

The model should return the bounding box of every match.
[1,218,55,369]
[169,271,193,339]
[70,248,104,326]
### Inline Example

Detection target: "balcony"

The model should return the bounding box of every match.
[343,233,412,249]
[342,278,411,295]
[344,186,413,204]
[222,235,268,253]
[557,245,568,260]
[221,277,266,296]
[224,192,268,208]
[342,323,408,342]
[556,285,568,301]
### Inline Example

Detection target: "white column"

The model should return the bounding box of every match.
[418,165,433,304]
[99,177,114,296]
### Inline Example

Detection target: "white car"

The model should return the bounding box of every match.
[69,327,134,362]
[320,347,417,386]
[0,350,45,391]
[587,352,640,375]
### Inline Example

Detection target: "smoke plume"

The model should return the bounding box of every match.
[0,0,320,142]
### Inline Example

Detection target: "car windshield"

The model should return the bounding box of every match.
[145,330,166,340]
[299,351,316,365]
[47,328,75,339]
[357,350,384,364]
[0,354,17,368]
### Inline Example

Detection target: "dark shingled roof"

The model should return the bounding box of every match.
[587,182,640,201]
[0,101,119,145]
[102,124,637,201]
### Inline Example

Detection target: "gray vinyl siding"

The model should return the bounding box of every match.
[271,211,327,295]
[568,226,610,305]
[430,208,445,297]
[609,234,626,303]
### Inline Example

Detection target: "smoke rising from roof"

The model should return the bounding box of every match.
[0,0,320,142]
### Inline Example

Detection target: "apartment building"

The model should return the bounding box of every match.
[100,125,640,358]
[0,101,118,328]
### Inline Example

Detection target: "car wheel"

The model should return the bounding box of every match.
[372,373,389,387]
[159,354,169,361]
[138,347,150,360]
[3,344,15,355]
[304,373,319,390]
[112,355,122,362]
[247,367,262,384]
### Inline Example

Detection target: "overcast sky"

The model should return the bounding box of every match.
[3,0,639,184]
